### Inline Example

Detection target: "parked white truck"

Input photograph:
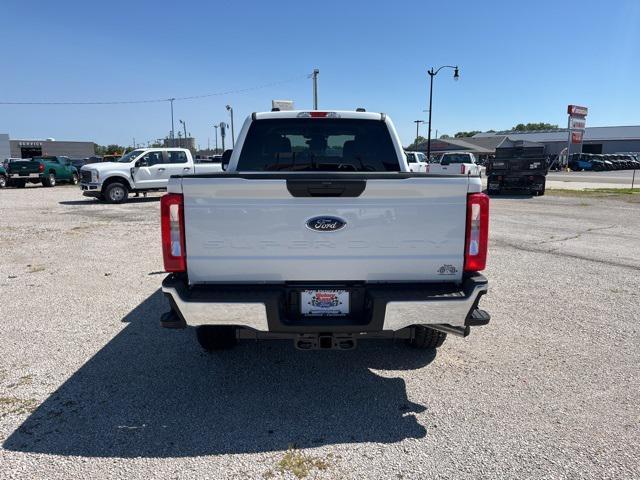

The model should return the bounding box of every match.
[160,110,490,351]
[428,151,481,176]
[404,151,429,172]
[79,148,222,203]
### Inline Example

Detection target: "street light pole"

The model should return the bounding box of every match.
[226,105,235,148]
[312,68,319,109]
[426,65,459,160]
[213,125,219,153]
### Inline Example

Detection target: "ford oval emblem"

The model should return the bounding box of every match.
[306,216,347,232]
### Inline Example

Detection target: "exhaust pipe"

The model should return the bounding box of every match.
[427,324,470,337]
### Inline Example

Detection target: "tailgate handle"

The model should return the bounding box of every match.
[286,180,366,197]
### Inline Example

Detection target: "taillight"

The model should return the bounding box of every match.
[464,193,489,272]
[38,163,44,173]
[460,164,466,174]
[161,193,186,272]
[296,111,340,118]
[426,164,430,173]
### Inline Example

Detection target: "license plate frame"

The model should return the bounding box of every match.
[300,289,350,316]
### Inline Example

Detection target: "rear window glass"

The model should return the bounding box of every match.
[237,118,400,171]
[441,153,471,164]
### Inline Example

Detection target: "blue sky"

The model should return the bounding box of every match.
[1,0,639,147]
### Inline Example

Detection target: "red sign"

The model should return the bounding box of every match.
[567,105,588,117]
[571,131,583,143]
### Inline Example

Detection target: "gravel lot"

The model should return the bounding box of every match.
[1,185,639,479]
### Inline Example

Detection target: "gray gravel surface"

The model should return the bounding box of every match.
[1,186,639,479]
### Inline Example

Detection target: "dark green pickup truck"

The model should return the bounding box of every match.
[0,165,7,188]
[6,156,79,188]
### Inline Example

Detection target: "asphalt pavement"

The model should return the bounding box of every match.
[1,185,638,479]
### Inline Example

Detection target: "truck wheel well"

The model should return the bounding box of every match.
[101,176,131,191]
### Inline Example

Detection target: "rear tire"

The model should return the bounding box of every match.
[0,175,6,188]
[42,173,56,187]
[70,173,79,185]
[407,325,447,349]
[104,182,128,204]
[196,325,238,351]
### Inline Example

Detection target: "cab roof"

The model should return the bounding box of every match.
[252,110,386,121]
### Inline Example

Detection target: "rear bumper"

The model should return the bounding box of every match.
[161,273,489,333]
[9,173,40,179]
[488,175,546,191]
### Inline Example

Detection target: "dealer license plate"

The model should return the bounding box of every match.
[300,290,349,316]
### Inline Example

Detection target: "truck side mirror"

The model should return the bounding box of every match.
[137,159,148,167]
[221,150,232,171]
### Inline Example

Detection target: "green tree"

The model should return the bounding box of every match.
[439,134,451,139]
[407,135,427,150]
[454,131,481,138]
[94,144,128,155]
[512,122,558,132]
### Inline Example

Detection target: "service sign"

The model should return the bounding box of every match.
[567,105,588,117]
[571,131,583,144]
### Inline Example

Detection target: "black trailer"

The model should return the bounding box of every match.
[486,138,548,196]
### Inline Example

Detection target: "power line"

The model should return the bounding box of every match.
[0,74,308,105]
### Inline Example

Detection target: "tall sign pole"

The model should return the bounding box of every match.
[566,104,588,168]
[219,122,227,151]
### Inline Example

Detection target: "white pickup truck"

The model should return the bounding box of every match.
[404,151,429,172]
[79,148,222,203]
[428,151,481,176]
[160,110,490,352]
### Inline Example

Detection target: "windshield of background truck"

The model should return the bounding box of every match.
[237,118,400,171]
[117,150,144,163]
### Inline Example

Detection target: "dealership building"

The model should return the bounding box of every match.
[416,125,640,157]
[0,134,95,159]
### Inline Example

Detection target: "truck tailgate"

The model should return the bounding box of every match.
[181,175,470,284]
[8,161,40,175]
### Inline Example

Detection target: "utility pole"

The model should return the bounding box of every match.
[312,68,319,109]
[213,125,219,152]
[177,131,182,148]
[169,98,175,142]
